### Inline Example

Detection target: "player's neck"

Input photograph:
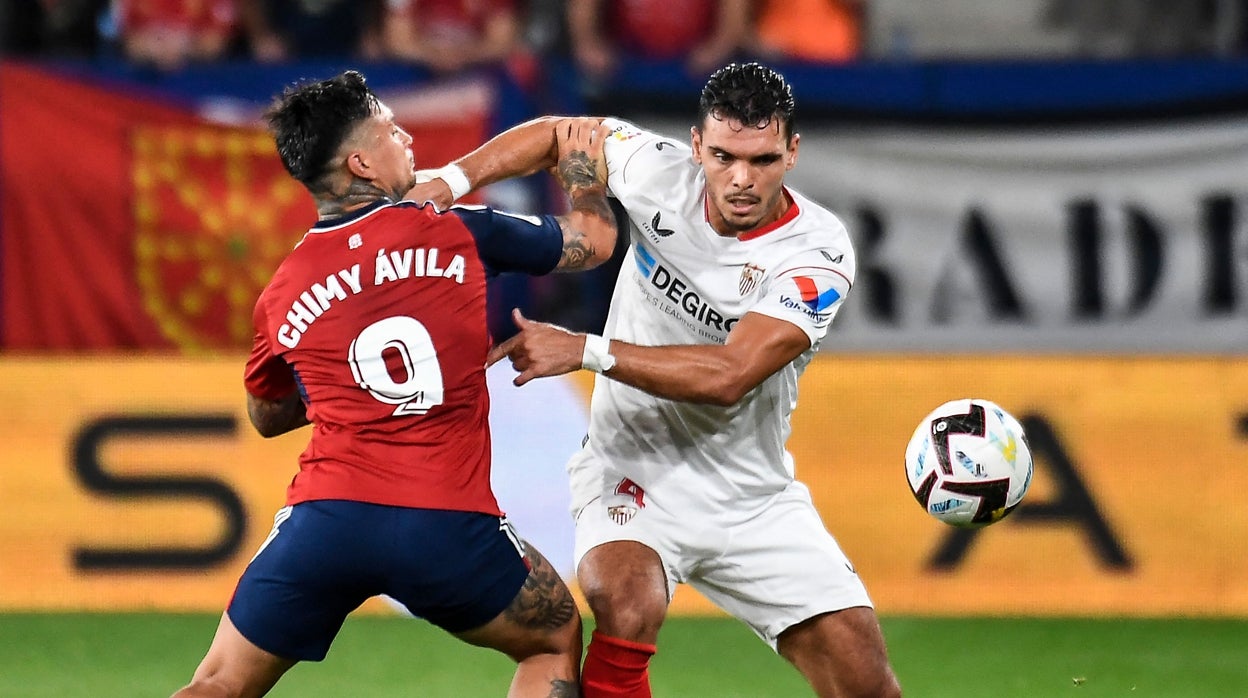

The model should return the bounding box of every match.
[315,194,394,221]
[314,175,399,221]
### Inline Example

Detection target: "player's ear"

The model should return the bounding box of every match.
[786,133,800,171]
[690,126,703,165]
[345,150,372,180]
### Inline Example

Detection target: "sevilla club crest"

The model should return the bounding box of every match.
[739,263,765,296]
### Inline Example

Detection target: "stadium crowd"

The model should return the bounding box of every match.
[0,1,864,73]
[4,0,1244,69]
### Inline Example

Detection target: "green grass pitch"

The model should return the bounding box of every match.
[1,613,1245,697]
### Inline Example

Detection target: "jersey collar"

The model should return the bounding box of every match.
[311,199,391,230]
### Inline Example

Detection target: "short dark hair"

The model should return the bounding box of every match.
[697,63,796,141]
[265,70,380,190]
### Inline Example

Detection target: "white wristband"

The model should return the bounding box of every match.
[581,334,617,374]
[418,163,471,201]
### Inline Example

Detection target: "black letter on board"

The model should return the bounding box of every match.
[71,415,246,571]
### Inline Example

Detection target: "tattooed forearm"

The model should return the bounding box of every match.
[557,221,594,270]
[553,143,613,271]
[570,187,613,223]
[556,188,613,271]
[246,392,310,438]
[546,679,580,698]
[504,544,579,631]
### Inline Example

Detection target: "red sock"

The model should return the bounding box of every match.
[581,630,657,698]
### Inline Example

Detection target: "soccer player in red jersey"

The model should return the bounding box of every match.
[171,70,615,698]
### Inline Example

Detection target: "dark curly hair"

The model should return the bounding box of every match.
[697,63,796,141]
[265,70,380,192]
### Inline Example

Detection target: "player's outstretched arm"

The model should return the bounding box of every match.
[488,311,810,407]
[404,116,604,209]
[246,390,310,438]
[458,116,608,191]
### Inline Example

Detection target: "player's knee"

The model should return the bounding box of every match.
[581,586,664,642]
[835,665,902,698]
[880,671,903,698]
[861,673,903,698]
[170,675,243,698]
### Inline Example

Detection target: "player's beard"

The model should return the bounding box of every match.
[717,196,765,233]
[389,172,419,202]
[723,188,786,233]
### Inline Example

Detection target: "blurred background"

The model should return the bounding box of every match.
[3,0,1248,632]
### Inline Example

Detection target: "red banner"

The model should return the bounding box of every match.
[0,63,488,351]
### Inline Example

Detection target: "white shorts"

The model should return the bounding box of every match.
[573,478,873,649]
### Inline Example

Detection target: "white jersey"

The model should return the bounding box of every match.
[566,118,857,513]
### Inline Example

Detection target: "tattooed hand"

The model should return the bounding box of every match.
[554,118,608,195]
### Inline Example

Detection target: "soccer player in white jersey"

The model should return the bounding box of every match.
[410,63,902,698]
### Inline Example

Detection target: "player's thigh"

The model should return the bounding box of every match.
[182,612,296,697]
[228,502,381,662]
[690,482,872,649]
[453,542,581,659]
[387,511,537,635]
[573,495,678,641]
[573,487,682,607]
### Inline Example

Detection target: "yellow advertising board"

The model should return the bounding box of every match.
[1,357,297,611]
[2,356,1247,616]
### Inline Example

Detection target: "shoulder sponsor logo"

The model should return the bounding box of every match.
[739,263,765,296]
[793,275,841,312]
[655,141,677,151]
[820,250,844,264]
[777,275,842,321]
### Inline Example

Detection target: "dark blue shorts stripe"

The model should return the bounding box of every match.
[228,500,530,661]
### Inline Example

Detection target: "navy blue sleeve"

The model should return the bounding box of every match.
[449,205,563,276]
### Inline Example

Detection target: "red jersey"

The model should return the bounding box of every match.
[386,0,515,42]
[245,201,562,514]
[607,0,715,59]
[117,0,237,35]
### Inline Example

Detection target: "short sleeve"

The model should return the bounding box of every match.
[601,117,680,201]
[450,205,563,276]
[243,302,297,400]
[748,253,854,346]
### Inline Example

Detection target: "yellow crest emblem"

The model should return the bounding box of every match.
[132,125,311,351]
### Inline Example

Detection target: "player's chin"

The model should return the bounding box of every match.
[724,211,763,232]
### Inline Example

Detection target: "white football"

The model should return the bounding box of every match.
[904,398,1033,528]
